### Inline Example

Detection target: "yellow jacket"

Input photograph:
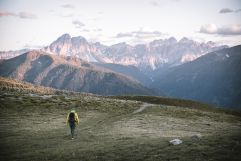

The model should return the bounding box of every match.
[66,112,80,125]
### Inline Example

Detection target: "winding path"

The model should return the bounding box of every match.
[133,103,153,114]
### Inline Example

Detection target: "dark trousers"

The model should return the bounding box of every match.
[69,122,76,138]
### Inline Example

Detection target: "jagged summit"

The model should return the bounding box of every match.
[53,34,87,44]
[58,33,71,39]
[1,34,228,70]
[42,34,227,70]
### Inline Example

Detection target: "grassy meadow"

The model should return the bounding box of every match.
[0,78,240,161]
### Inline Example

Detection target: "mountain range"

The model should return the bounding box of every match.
[0,49,31,60]
[151,45,241,109]
[0,51,152,95]
[0,33,240,109]
[42,34,228,71]
[1,34,227,71]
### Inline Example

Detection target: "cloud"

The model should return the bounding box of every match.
[98,11,104,15]
[200,24,241,35]
[61,4,75,8]
[115,29,164,39]
[61,14,73,18]
[72,20,85,28]
[49,10,74,18]
[82,29,90,32]
[0,10,37,19]
[57,13,74,18]
[116,32,133,38]
[149,0,180,7]
[93,28,102,32]
[200,24,218,34]
[0,11,16,17]
[219,8,233,13]
[219,8,241,14]
[18,12,37,19]
[217,25,241,35]
[132,30,163,38]
[150,1,160,7]
[24,44,44,49]
[235,9,241,12]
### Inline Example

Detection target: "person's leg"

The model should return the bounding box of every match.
[70,123,76,139]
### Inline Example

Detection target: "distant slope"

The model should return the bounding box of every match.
[94,62,152,86]
[0,49,31,60]
[151,45,241,109]
[0,76,55,94]
[0,51,153,95]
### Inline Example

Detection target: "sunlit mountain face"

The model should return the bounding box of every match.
[1,34,228,71]
[0,50,153,95]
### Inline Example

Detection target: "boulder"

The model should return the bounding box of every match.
[169,139,182,145]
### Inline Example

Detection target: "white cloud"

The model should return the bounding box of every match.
[0,10,37,19]
[0,11,16,17]
[18,12,37,19]
[200,24,218,34]
[149,1,160,7]
[61,4,75,9]
[200,24,241,35]
[219,8,241,14]
[132,30,163,38]
[115,29,164,39]
[115,32,133,38]
[93,28,103,32]
[82,29,90,32]
[218,25,241,35]
[235,9,241,13]
[219,8,233,13]
[24,44,44,49]
[72,20,85,28]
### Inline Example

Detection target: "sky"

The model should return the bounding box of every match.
[0,0,241,50]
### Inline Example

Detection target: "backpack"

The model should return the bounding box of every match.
[69,112,75,123]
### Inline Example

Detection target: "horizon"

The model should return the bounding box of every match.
[0,32,235,52]
[0,0,241,51]
[4,33,233,51]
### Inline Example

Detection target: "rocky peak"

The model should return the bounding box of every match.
[56,33,71,42]
[111,42,128,48]
[2,33,227,72]
[71,36,87,44]
[167,37,177,44]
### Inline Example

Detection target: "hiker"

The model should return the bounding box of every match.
[66,109,79,139]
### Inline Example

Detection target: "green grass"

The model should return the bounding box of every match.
[0,91,241,161]
[110,95,241,116]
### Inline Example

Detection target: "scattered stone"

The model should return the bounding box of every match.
[65,96,70,100]
[191,134,202,140]
[169,139,182,145]
[28,93,38,97]
[40,95,54,99]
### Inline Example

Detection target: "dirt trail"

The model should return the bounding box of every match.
[133,103,153,114]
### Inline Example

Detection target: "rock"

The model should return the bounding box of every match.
[191,134,202,140]
[169,139,182,145]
